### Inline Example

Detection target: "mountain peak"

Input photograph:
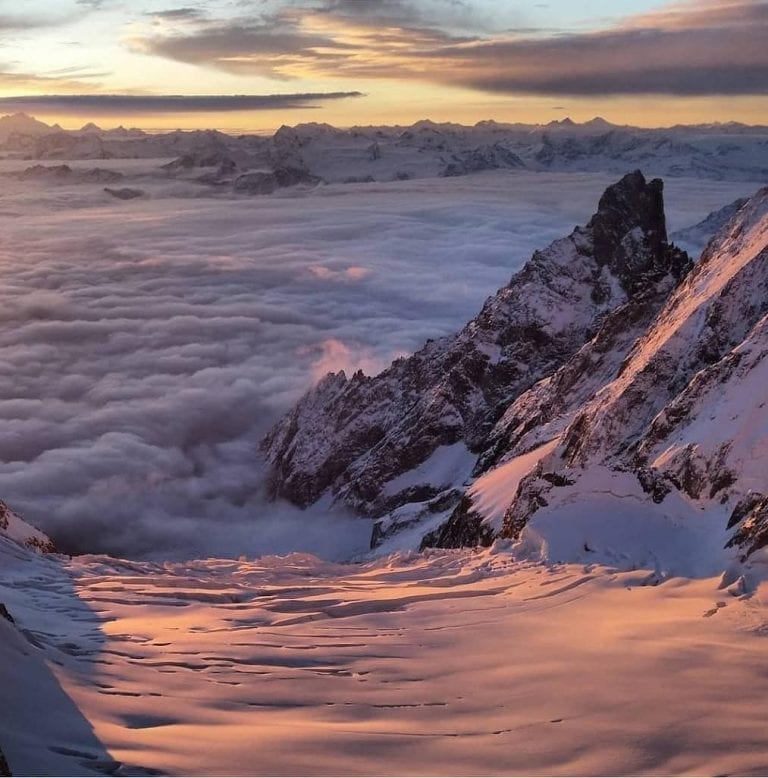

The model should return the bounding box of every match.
[584,116,613,127]
[262,173,692,543]
[591,170,664,240]
[587,170,688,294]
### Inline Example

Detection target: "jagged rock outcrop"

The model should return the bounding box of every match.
[262,172,691,546]
[560,186,768,469]
[0,501,55,553]
[493,185,768,561]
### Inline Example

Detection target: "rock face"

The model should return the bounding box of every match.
[491,184,768,564]
[262,171,692,547]
[0,500,55,553]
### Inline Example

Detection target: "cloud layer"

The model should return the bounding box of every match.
[135,0,768,97]
[0,165,753,560]
[0,92,364,116]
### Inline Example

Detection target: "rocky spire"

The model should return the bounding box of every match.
[261,172,692,549]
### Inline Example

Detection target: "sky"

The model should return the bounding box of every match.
[0,0,766,133]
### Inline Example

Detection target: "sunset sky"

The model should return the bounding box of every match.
[0,0,766,130]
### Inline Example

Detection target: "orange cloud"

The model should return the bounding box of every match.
[133,0,768,97]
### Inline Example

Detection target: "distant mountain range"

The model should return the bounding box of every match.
[1,113,767,185]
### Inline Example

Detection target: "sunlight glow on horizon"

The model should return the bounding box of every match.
[0,0,765,131]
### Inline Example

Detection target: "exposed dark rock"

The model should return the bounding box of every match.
[726,493,768,559]
[0,604,14,624]
[635,467,673,503]
[104,187,144,200]
[420,496,495,550]
[0,746,10,777]
[233,166,321,195]
[371,489,464,549]
[233,171,276,195]
[263,172,691,547]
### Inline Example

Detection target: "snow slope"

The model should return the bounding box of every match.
[0,500,54,552]
[3,532,768,776]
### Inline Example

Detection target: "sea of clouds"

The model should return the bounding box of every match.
[0,165,756,560]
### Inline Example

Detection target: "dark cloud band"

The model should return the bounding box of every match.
[0,92,364,115]
[133,0,768,98]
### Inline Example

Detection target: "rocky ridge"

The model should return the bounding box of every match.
[264,173,768,564]
[0,501,55,554]
[262,171,693,548]
[487,184,768,563]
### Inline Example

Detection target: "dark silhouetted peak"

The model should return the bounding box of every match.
[591,170,666,253]
[587,170,689,294]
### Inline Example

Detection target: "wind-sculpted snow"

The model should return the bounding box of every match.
[3,531,768,776]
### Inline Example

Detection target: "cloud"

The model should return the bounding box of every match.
[0,92,363,116]
[305,338,390,382]
[0,0,105,29]
[146,7,204,21]
[134,0,768,97]
[129,3,465,80]
[0,67,101,93]
[308,264,371,281]
[0,166,752,560]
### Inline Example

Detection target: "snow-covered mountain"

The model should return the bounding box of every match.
[2,114,767,186]
[0,112,55,141]
[263,171,692,547]
[0,500,55,553]
[494,184,768,566]
[263,173,768,568]
[429,183,768,568]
